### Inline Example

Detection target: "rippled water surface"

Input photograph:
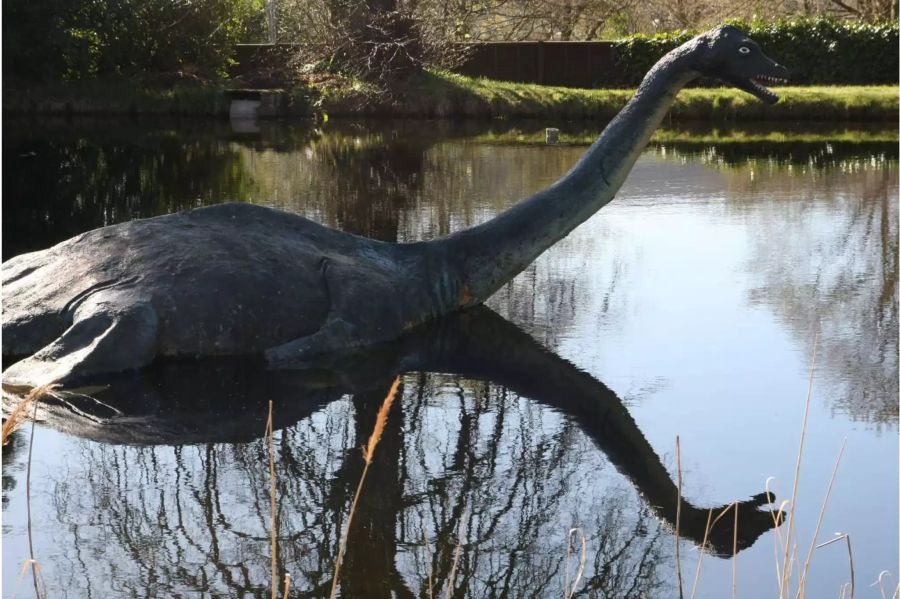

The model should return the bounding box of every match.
[2,118,897,598]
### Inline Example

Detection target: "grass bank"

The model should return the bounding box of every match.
[323,71,896,121]
[3,80,231,116]
[464,122,899,145]
[4,73,897,122]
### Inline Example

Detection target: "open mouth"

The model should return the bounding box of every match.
[749,74,789,103]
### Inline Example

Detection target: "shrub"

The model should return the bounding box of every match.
[3,0,266,83]
[610,17,899,86]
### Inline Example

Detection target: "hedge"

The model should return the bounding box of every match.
[612,17,899,86]
[3,0,265,83]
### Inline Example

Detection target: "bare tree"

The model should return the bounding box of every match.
[824,0,898,19]
[458,0,639,41]
[274,0,469,88]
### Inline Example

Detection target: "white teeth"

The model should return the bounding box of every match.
[749,78,778,99]
[754,75,788,85]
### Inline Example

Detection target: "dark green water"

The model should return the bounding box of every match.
[2,118,897,598]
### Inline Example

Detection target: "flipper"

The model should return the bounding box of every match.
[264,317,360,365]
[265,257,405,366]
[2,293,158,388]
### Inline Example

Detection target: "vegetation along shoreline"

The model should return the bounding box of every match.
[4,74,898,122]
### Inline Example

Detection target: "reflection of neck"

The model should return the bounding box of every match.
[433,53,696,309]
[44,304,775,552]
[407,309,680,509]
[396,307,773,553]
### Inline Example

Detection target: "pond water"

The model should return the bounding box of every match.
[2,118,897,598]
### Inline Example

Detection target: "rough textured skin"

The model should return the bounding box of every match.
[2,203,441,385]
[1,25,788,386]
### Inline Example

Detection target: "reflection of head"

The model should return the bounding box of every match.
[680,493,785,557]
[6,306,783,554]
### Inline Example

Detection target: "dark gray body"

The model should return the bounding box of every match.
[2,203,452,385]
[1,25,788,387]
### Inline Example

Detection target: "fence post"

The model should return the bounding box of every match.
[492,44,499,80]
[586,44,592,88]
[538,41,545,85]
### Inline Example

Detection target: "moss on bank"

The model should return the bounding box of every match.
[4,73,898,121]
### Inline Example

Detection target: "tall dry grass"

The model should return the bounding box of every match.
[564,527,587,599]
[329,376,402,599]
[3,384,60,599]
[732,502,738,597]
[670,334,898,599]
[797,440,848,596]
[777,335,820,596]
[768,334,860,599]
[263,401,295,599]
[422,531,435,599]
[444,511,468,599]
[675,435,685,599]
[265,400,278,599]
[2,384,58,446]
[12,558,47,599]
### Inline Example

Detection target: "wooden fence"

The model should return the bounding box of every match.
[454,42,619,88]
[233,42,621,89]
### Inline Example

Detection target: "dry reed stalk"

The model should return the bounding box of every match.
[732,501,738,599]
[796,439,847,598]
[363,377,402,465]
[765,476,789,584]
[689,509,715,599]
[25,386,52,599]
[444,510,468,599]
[329,377,402,599]
[780,334,819,598]
[265,400,278,599]
[875,574,890,599]
[12,558,47,599]
[874,571,899,599]
[422,531,435,599]
[675,435,685,599]
[690,502,740,599]
[814,534,855,599]
[2,384,58,446]
[771,497,792,587]
[3,384,61,598]
[282,573,291,598]
[564,527,587,599]
[839,582,850,599]
[845,537,855,599]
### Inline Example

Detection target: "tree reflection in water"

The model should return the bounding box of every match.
[739,165,898,425]
[19,307,782,597]
[671,149,900,426]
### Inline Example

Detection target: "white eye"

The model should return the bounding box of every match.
[739,46,751,54]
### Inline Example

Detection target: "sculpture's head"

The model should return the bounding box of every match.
[692,25,790,104]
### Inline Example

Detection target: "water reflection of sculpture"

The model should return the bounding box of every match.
[31,308,781,597]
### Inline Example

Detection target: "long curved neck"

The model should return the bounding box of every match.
[433,50,698,308]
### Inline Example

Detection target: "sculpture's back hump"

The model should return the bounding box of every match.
[2,203,346,358]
